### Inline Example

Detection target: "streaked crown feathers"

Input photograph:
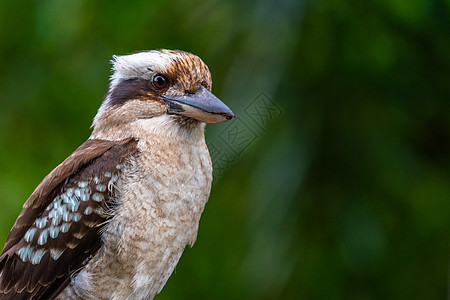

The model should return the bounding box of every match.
[110,49,212,91]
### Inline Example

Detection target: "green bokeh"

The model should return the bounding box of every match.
[0,0,448,298]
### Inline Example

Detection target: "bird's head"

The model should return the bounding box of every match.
[91,49,234,139]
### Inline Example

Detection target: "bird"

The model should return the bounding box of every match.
[0,49,235,300]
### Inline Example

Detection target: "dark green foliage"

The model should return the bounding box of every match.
[0,0,448,298]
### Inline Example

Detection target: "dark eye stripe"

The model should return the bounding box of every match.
[107,78,156,106]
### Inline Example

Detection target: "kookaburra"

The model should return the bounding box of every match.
[0,49,234,299]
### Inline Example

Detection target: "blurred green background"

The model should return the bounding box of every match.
[0,0,449,299]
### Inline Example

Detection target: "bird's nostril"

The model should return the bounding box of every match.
[185,90,195,95]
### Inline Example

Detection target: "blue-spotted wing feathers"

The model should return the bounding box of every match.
[0,138,138,300]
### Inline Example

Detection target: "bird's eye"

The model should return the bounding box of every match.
[152,74,169,90]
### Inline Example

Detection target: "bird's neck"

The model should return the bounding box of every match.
[90,113,205,143]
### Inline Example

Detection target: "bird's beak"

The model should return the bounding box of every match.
[161,85,235,123]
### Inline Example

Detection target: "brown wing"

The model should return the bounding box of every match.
[0,138,138,300]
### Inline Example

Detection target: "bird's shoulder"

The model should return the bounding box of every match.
[0,137,138,300]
